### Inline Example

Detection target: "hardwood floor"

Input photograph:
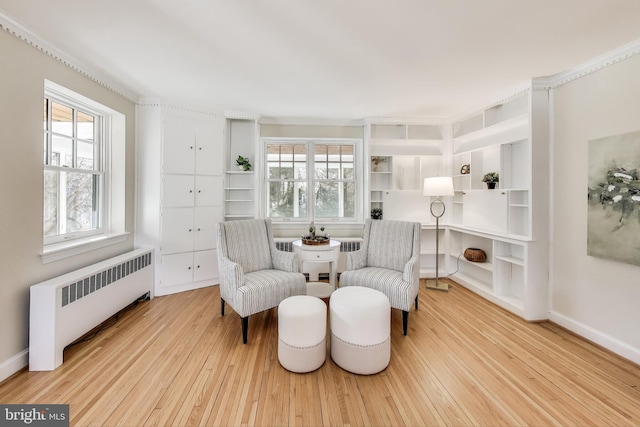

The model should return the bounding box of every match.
[2,279,640,426]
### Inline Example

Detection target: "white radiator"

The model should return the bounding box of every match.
[29,248,154,371]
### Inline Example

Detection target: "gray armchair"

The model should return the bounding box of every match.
[339,219,421,335]
[216,219,307,344]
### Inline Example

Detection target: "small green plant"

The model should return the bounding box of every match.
[371,208,383,219]
[482,172,499,183]
[236,155,252,171]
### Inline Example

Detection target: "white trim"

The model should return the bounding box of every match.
[549,310,640,365]
[0,12,138,102]
[0,349,28,383]
[540,38,640,89]
[41,232,129,264]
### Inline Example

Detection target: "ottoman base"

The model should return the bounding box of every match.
[330,332,390,375]
[278,338,326,373]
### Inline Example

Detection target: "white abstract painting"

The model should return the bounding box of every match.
[587,130,640,266]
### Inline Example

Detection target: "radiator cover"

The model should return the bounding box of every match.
[29,248,153,371]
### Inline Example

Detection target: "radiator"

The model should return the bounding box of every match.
[29,248,154,371]
[275,238,362,280]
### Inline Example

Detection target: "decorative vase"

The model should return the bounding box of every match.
[464,248,486,263]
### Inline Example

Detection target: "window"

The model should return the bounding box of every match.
[42,80,127,261]
[265,139,358,222]
[43,97,103,242]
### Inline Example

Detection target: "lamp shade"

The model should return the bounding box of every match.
[423,176,454,197]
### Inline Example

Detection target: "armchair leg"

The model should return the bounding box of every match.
[402,311,409,336]
[415,296,419,311]
[241,317,248,344]
[221,298,225,316]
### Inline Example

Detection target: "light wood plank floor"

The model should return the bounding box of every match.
[2,279,640,426]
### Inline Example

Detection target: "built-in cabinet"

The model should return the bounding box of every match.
[365,121,449,280]
[136,104,225,296]
[224,118,258,220]
[446,90,549,321]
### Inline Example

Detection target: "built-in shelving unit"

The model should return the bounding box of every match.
[224,118,258,220]
[445,89,550,321]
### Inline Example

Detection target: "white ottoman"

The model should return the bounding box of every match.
[330,286,391,375]
[278,295,327,373]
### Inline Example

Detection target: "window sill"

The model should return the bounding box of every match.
[41,232,130,264]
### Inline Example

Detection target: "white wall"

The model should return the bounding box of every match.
[550,54,640,363]
[0,30,136,380]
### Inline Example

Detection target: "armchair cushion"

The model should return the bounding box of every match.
[366,220,417,271]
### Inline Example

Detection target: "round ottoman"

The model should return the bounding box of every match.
[278,295,327,373]
[330,286,391,375]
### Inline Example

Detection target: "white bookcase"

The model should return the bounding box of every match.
[224,118,258,220]
[446,89,549,321]
[365,120,449,280]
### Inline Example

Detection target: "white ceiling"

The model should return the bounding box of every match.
[2,0,640,120]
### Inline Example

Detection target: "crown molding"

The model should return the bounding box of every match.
[137,98,225,117]
[540,38,640,89]
[259,116,365,127]
[0,10,139,103]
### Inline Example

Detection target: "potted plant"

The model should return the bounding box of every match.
[371,208,383,219]
[371,156,387,172]
[236,155,252,171]
[482,172,499,189]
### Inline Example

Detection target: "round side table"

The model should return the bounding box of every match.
[292,239,340,298]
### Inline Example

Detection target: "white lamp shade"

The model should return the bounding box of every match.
[423,176,454,197]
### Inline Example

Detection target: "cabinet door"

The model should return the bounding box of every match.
[193,249,218,282]
[195,175,223,207]
[462,190,508,234]
[193,206,221,251]
[161,207,194,254]
[160,253,194,289]
[163,175,195,207]
[195,118,224,176]
[163,116,195,174]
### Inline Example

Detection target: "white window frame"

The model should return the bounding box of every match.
[42,81,127,263]
[263,137,362,224]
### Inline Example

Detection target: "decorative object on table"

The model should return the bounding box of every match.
[236,155,252,171]
[302,222,329,245]
[464,248,487,263]
[460,164,470,175]
[371,208,383,220]
[423,176,455,292]
[482,172,499,189]
[371,156,387,172]
[587,130,640,267]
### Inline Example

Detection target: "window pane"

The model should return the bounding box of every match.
[77,141,96,170]
[315,181,356,218]
[268,181,307,218]
[66,172,99,232]
[77,111,94,142]
[44,170,59,237]
[51,135,73,167]
[51,102,73,137]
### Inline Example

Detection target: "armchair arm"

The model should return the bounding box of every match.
[272,249,300,272]
[346,248,367,270]
[403,255,420,288]
[218,255,245,298]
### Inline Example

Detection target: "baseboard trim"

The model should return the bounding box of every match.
[0,349,28,383]
[549,310,640,366]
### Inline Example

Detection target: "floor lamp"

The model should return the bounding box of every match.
[423,176,454,291]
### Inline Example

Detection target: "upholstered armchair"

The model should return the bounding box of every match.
[339,219,421,336]
[216,219,307,344]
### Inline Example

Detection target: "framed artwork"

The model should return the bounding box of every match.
[587,130,640,266]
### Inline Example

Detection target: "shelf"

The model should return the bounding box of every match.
[494,255,524,266]
[226,170,255,174]
[224,199,254,203]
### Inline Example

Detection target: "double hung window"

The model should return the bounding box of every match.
[44,96,103,243]
[265,140,358,222]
